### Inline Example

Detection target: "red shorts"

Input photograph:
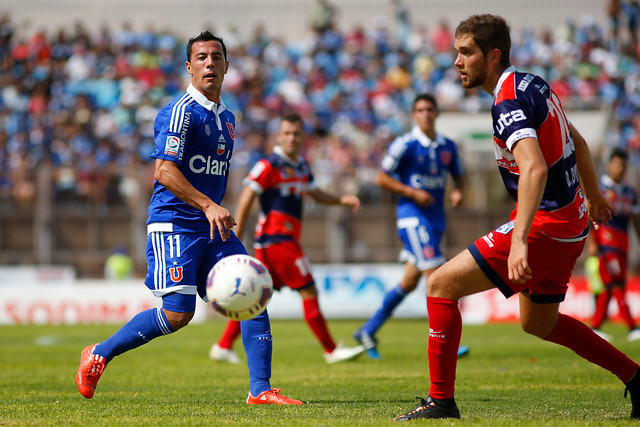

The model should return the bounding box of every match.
[254,240,314,291]
[599,250,628,286]
[469,221,586,303]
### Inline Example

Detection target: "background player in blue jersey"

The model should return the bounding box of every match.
[353,94,466,359]
[75,31,301,405]
[210,113,365,365]
[394,14,640,420]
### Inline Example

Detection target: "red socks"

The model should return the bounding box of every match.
[425,297,639,400]
[303,297,336,353]
[592,290,611,329]
[427,297,462,399]
[218,320,241,349]
[613,288,636,330]
[546,313,639,383]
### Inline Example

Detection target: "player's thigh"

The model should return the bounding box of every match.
[256,241,313,290]
[518,293,560,338]
[600,251,627,285]
[195,235,248,299]
[400,262,422,291]
[427,249,495,299]
[145,231,209,312]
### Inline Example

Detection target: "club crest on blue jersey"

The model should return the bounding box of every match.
[169,266,183,282]
[165,136,180,157]
[205,124,211,136]
[439,151,452,165]
[217,134,226,155]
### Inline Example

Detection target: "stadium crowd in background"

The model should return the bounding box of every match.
[0,2,639,209]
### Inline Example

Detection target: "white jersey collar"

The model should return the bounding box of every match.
[493,65,517,98]
[186,83,228,130]
[411,126,443,148]
[601,174,622,189]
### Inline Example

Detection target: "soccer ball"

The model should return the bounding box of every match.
[206,254,274,321]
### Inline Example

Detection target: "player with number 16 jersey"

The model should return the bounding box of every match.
[469,66,591,302]
[491,67,589,243]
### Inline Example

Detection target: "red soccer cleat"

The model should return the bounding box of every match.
[246,388,303,405]
[75,344,106,399]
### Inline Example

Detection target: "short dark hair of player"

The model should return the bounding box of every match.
[610,148,629,162]
[413,94,438,111]
[281,113,304,127]
[455,14,512,68]
[186,31,227,62]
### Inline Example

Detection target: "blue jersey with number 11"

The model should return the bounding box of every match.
[148,83,236,235]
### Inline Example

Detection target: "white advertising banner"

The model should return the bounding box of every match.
[1,264,636,325]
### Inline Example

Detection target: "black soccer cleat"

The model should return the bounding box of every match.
[393,395,460,421]
[625,369,640,419]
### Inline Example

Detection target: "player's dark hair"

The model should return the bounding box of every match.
[413,93,438,111]
[281,113,304,126]
[186,31,227,62]
[455,14,511,68]
[610,148,629,161]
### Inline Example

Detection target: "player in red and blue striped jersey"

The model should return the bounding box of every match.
[395,14,640,420]
[211,113,365,365]
[75,31,301,405]
[353,94,467,359]
[590,149,640,342]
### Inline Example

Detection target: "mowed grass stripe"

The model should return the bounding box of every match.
[1,319,638,425]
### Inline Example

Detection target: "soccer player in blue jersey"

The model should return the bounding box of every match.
[353,94,466,359]
[394,14,640,420]
[75,31,301,405]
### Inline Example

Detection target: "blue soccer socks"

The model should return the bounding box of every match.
[241,310,272,396]
[362,284,408,336]
[94,307,175,363]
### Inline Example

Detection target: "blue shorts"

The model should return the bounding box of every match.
[144,228,247,312]
[396,216,445,271]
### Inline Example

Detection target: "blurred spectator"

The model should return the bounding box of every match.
[0,7,637,212]
[104,245,135,280]
[310,0,337,34]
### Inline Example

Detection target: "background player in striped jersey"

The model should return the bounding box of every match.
[589,148,640,342]
[75,31,301,405]
[210,113,366,365]
[395,14,640,420]
[352,93,467,359]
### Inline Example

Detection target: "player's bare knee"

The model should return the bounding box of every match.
[163,310,194,330]
[427,269,451,298]
[400,279,419,292]
[520,318,549,339]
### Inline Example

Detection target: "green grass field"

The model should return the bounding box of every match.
[1,319,639,426]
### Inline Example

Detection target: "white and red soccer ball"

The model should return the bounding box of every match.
[206,254,273,321]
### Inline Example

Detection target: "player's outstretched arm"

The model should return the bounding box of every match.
[450,174,466,207]
[154,159,236,240]
[375,169,434,207]
[234,186,258,240]
[308,189,360,213]
[570,123,616,229]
